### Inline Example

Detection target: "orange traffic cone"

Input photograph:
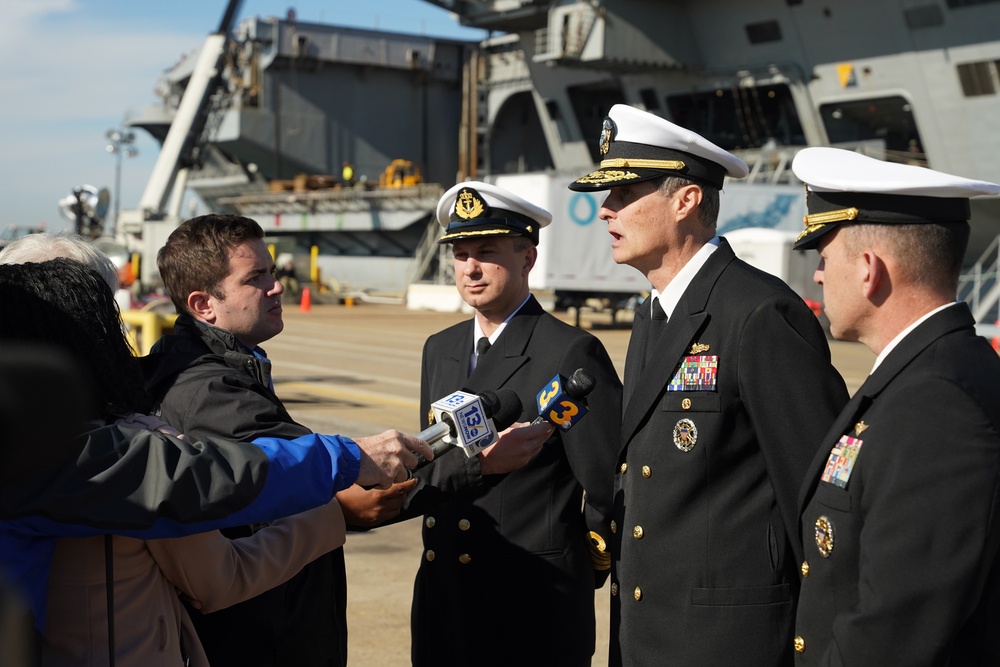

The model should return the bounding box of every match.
[300,286,312,313]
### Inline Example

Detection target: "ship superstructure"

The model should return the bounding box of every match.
[123,10,477,293]
[421,0,1000,318]
[122,0,1000,322]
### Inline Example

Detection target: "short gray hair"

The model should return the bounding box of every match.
[0,232,119,290]
[840,222,969,293]
[657,176,721,229]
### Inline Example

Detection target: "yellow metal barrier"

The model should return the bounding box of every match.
[121,310,178,356]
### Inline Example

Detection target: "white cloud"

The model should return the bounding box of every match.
[0,6,198,123]
[0,0,76,38]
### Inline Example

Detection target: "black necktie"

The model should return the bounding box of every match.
[650,297,667,321]
[477,337,491,358]
[645,297,666,365]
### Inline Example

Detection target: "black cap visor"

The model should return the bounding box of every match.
[794,191,971,250]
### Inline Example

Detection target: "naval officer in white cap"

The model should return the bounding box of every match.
[791,147,1000,666]
[411,181,623,666]
[570,105,849,667]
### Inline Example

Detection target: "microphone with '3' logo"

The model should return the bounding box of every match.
[531,368,596,431]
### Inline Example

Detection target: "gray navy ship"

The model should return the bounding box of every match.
[120,0,1000,325]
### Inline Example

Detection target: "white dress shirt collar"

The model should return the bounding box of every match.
[871,301,957,373]
[649,236,721,319]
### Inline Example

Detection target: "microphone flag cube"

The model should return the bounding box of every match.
[535,374,589,431]
[431,390,498,457]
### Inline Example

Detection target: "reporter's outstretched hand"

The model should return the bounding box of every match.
[337,478,417,527]
[353,430,433,489]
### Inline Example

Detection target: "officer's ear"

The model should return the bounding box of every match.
[522,244,537,274]
[672,184,703,223]
[859,249,888,302]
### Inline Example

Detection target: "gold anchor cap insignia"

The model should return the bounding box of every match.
[689,342,710,354]
[454,188,486,220]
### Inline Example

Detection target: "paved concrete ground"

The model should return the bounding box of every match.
[268,301,874,667]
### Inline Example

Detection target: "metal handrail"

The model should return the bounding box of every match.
[959,234,1000,323]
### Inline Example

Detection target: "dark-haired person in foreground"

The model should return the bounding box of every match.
[145,212,556,667]
[0,230,412,528]
[0,259,426,666]
[145,214,448,667]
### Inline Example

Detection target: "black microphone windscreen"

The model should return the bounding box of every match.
[479,389,501,418]
[566,368,596,399]
[491,388,523,431]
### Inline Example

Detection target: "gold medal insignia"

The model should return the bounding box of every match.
[815,515,835,558]
[689,342,711,354]
[855,421,868,436]
[673,418,698,452]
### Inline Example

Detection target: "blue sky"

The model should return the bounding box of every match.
[0,0,485,233]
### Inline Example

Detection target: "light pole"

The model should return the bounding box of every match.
[106,127,137,237]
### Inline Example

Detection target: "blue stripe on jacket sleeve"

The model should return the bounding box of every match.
[8,433,361,539]
[2,433,362,630]
[225,432,362,526]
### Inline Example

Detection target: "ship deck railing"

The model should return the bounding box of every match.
[960,233,1000,327]
[216,183,445,216]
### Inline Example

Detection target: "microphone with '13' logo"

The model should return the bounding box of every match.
[414,389,523,469]
[532,368,596,431]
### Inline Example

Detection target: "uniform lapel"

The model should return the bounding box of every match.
[623,303,648,405]
[795,303,976,513]
[619,242,735,448]
[795,386,875,513]
[464,296,538,398]
[620,310,707,446]
[441,324,474,389]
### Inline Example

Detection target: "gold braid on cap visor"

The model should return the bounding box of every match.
[600,158,687,171]
[574,169,641,185]
[795,207,860,243]
[575,159,687,185]
[439,228,515,241]
[804,207,860,225]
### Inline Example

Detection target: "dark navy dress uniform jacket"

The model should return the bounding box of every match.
[613,239,848,667]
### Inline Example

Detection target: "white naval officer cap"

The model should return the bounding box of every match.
[436,180,552,246]
[568,104,749,192]
[791,147,1000,250]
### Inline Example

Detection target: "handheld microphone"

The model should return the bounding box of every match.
[532,368,596,431]
[415,388,522,468]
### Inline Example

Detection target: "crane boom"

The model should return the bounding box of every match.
[119,0,243,288]
[138,0,243,218]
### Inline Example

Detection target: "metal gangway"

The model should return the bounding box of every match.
[959,233,1000,341]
